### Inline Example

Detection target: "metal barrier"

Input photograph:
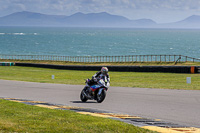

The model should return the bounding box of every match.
[0,54,200,63]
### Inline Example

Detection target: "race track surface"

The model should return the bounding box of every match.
[0,79,199,128]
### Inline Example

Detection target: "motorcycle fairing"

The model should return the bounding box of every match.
[90,85,101,92]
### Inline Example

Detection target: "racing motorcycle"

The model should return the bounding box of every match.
[80,77,109,103]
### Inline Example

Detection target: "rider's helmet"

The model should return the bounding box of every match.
[101,67,108,75]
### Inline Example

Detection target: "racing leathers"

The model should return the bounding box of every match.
[90,71,110,88]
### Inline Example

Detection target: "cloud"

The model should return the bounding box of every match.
[131,0,200,11]
[1,0,200,15]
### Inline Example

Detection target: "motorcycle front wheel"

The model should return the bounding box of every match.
[80,89,88,102]
[97,89,106,103]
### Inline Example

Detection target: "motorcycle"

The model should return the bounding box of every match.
[80,77,109,103]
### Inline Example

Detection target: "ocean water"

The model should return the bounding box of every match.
[0,27,200,59]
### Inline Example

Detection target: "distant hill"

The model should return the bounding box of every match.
[64,12,131,27]
[1,11,200,28]
[181,15,200,23]
[0,11,156,28]
[174,15,200,28]
[158,15,200,28]
[0,11,66,26]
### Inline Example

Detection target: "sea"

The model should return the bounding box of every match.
[0,27,200,59]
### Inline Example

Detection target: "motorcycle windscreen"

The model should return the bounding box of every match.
[90,85,101,92]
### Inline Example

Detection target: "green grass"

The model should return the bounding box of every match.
[112,72,200,90]
[0,66,200,90]
[0,99,154,133]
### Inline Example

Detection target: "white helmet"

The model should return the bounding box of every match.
[101,67,108,75]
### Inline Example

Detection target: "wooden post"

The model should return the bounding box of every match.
[136,55,137,62]
[160,55,161,62]
[174,55,176,62]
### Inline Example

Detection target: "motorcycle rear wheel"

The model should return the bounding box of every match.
[80,89,88,102]
[97,89,106,103]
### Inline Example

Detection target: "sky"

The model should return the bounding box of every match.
[1,0,200,23]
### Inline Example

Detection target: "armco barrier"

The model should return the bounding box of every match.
[15,63,200,73]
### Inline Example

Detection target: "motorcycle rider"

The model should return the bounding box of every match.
[88,67,110,87]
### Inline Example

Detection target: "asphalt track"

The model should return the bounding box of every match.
[0,79,200,128]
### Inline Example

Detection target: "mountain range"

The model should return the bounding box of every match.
[0,11,200,28]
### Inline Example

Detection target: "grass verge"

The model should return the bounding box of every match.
[0,99,154,133]
[0,66,200,90]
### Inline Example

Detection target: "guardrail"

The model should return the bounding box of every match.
[0,54,200,63]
